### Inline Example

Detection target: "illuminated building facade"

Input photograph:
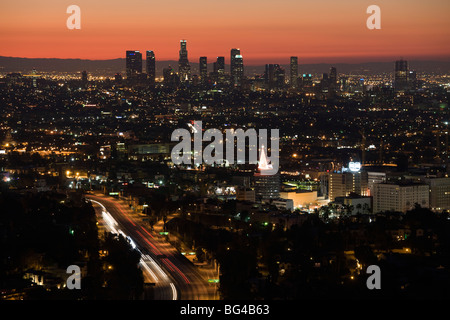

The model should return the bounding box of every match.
[178,40,191,83]
[230,49,243,87]
[373,182,429,213]
[126,50,142,79]
[254,145,280,201]
[290,56,298,89]
[423,177,450,211]
[214,56,225,84]
[394,59,408,92]
[199,56,208,84]
[327,171,369,201]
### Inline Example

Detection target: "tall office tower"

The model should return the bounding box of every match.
[216,56,225,83]
[230,48,243,86]
[146,50,156,85]
[163,65,179,88]
[394,59,408,92]
[81,70,88,87]
[126,50,142,79]
[329,67,337,90]
[302,73,313,88]
[199,57,208,84]
[32,68,38,88]
[254,146,280,201]
[321,73,329,92]
[358,78,365,93]
[265,64,285,90]
[275,65,285,89]
[230,48,240,75]
[178,40,191,83]
[234,54,244,87]
[290,56,298,88]
[408,70,417,90]
[265,64,273,86]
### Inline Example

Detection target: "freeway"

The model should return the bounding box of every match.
[87,193,214,300]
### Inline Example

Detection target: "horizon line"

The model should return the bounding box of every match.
[1,55,449,66]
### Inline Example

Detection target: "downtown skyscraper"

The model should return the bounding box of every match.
[290,56,298,89]
[214,56,225,84]
[199,56,208,85]
[265,64,285,90]
[230,49,243,87]
[394,59,408,92]
[126,50,142,79]
[178,40,191,83]
[146,50,156,85]
[329,66,337,92]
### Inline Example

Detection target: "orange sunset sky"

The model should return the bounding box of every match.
[1,0,449,64]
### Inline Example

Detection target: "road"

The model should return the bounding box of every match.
[87,193,214,300]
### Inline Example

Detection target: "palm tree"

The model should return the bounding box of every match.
[356,203,362,214]
[362,203,370,215]
[320,205,331,220]
[343,204,354,216]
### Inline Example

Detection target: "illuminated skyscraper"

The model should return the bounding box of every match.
[302,73,313,88]
[290,57,298,88]
[146,50,156,85]
[32,68,38,88]
[230,48,240,75]
[394,59,408,92]
[230,49,243,87]
[408,70,417,90]
[126,50,142,79]
[215,56,225,84]
[254,145,280,201]
[199,56,208,84]
[178,40,191,83]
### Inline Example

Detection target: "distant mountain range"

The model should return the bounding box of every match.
[0,56,449,76]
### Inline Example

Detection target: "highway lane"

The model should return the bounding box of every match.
[87,193,215,300]
[90,197,175,300]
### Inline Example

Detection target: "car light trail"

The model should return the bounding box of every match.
[140,225,154,238]
[162,258,191,284]
[135,229,162,255]
[170,283,178,300]
[139,258,159,282]
[88,196,180,300]
[143,254,168,280]
[90,199,119,234]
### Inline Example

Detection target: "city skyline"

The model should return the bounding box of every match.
[1,0,450,64]
[1,0,450,305]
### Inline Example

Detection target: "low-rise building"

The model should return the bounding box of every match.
[422,177,450,211]
[373,182,429,213]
